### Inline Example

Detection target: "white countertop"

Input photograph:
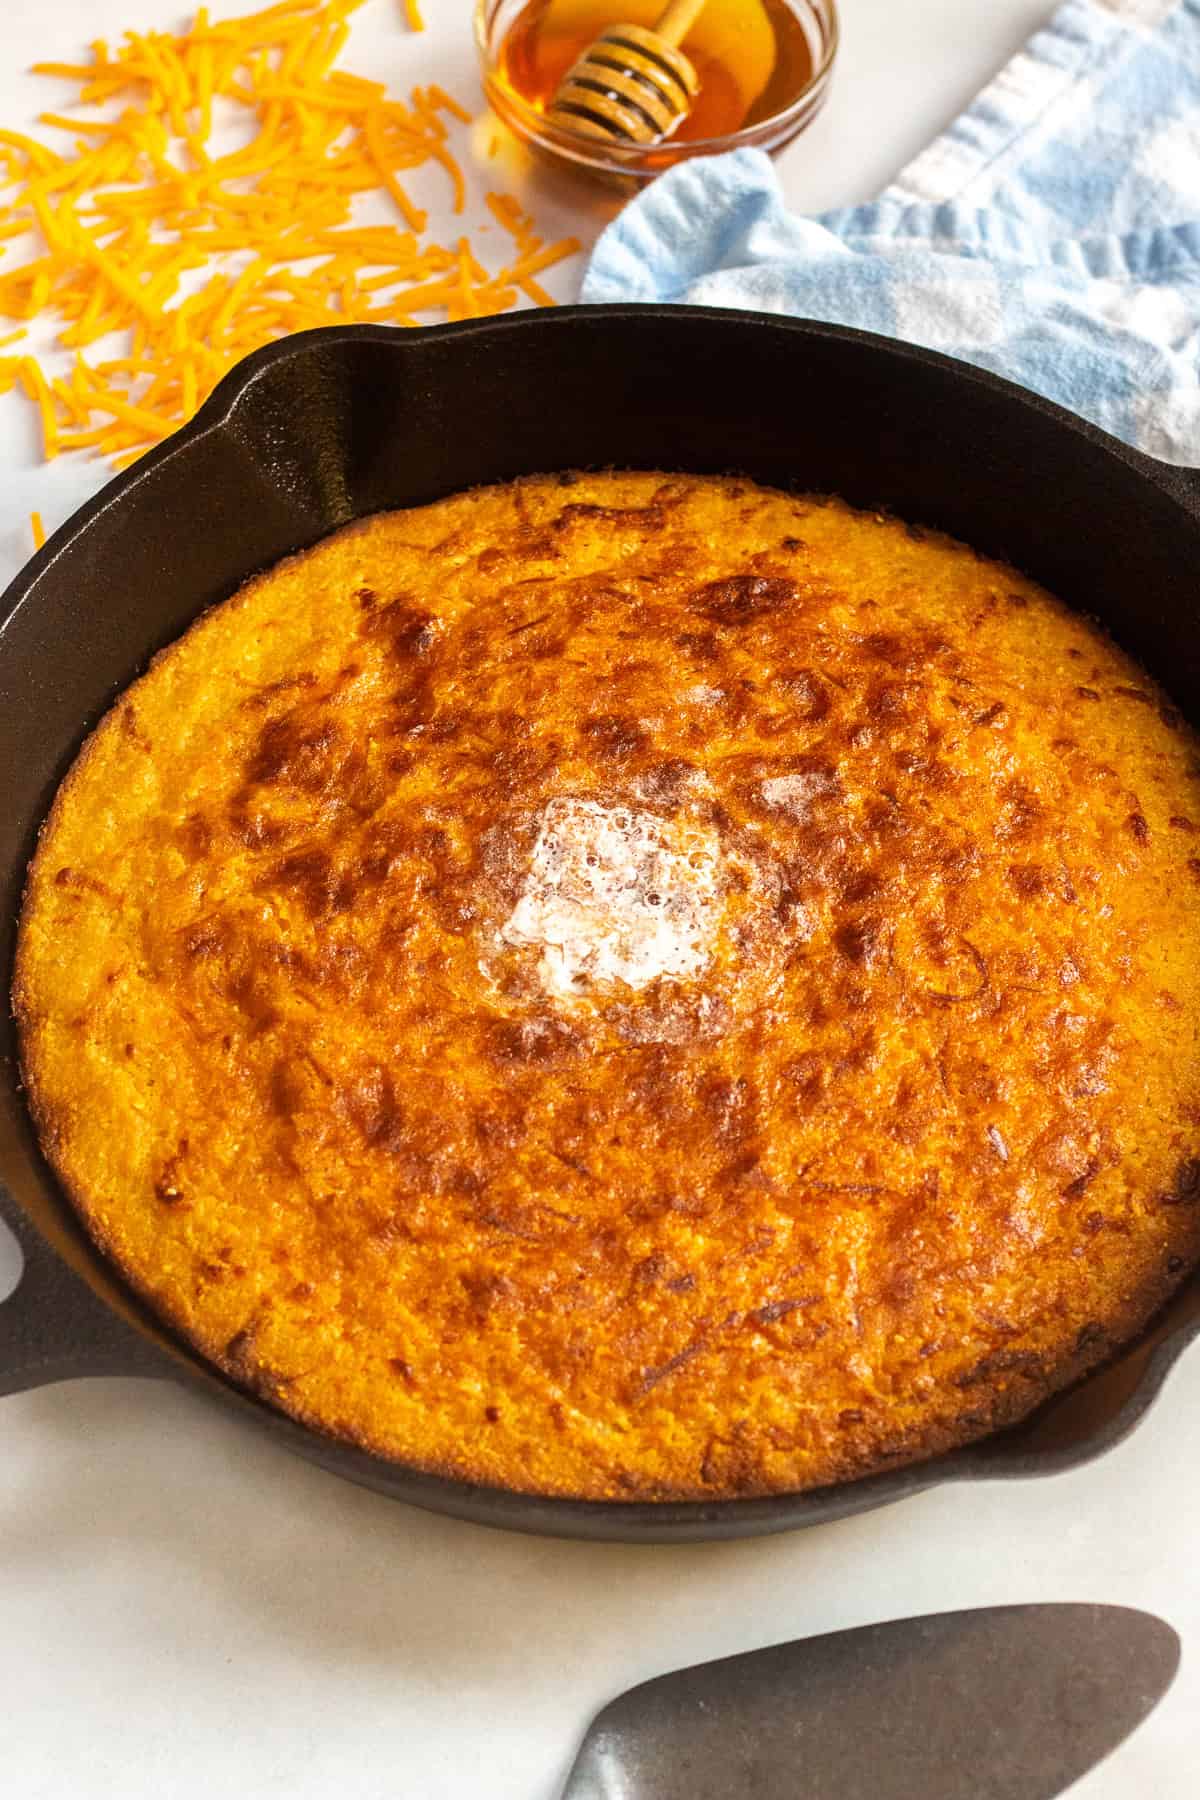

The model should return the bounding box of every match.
[2,3,1197,1797]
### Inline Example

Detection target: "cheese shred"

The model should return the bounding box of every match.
[2,0,580,468]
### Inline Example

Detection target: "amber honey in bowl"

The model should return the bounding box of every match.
[476,0,840,185]
[498,0,816,143]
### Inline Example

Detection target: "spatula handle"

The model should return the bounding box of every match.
[652,0,708,48]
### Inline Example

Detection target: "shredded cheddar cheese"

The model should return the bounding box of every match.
[0,0,580,468]
[30,509,45,548]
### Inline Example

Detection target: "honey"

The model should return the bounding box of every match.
[496,0,818,144]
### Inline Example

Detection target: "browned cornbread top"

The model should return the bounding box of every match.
[15,473,1200,1499]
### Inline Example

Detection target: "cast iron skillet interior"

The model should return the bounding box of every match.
[2,307,1199,1542]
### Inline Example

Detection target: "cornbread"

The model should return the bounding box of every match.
[15,471,1200,1500]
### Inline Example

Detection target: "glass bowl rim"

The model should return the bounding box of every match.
[472,0,842,164]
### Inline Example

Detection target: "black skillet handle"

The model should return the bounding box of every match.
[0,1184,168,1394]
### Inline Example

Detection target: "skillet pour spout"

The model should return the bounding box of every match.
[1,307,1199,1542]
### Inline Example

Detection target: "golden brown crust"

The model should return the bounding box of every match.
[14,472,1200,1500]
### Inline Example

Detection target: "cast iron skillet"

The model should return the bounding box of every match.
[2,306,1199,1543]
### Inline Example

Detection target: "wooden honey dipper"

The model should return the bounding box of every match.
[547,0,709,148]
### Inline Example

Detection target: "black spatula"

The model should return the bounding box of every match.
[562,1604,1178,1800]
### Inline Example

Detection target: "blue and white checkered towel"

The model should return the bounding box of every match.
[582,0,1200,463]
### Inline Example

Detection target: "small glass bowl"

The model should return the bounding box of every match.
[474,0,840,191]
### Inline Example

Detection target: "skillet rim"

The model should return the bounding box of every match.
[2,303,1199,1541]
[6,304,1198,610]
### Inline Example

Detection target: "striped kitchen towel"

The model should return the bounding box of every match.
[581,0,1200,462]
